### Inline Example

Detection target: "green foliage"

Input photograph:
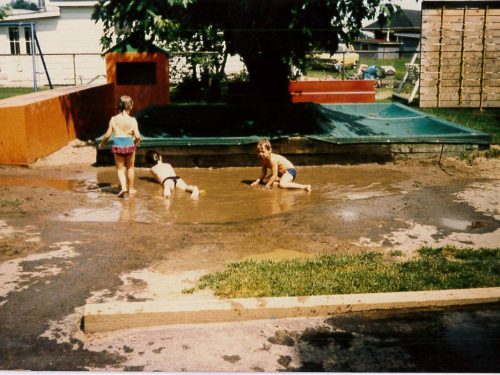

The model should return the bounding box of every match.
[390,250,403,257]
[92,0,398,101]
[0,199,22,208]
[10,0,38,11]
[0,5,7,19]
[0,87,32,100]
[458,146,500,165]
[419,108,500,145]
[195,247,500,298]
[485,147,500,159]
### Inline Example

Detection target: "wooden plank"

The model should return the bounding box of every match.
[83,288,500,333]
[420,99,500,108]
[421,50,500,60]
[423,8,500,17]
[421,44,485,53]
[290,92,375,104]
[288,80,375,93]
[420,100,480,108]
[422,22,484,32]
[419,88,493,101]
[421,61,500,72]
[420,78,500,88]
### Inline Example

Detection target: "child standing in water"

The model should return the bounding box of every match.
[98,95,141,197]
[145,150,200,199]
[251,139,311,191]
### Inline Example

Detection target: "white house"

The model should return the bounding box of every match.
[0,0,107,87]
[0,0,246,88]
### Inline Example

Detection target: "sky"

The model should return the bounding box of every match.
[394,0,422,10]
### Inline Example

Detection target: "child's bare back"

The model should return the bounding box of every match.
[146,150,199,199]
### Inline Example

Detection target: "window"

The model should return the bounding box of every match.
[116,62,157,85]
[9,27,20,55]
[25,27,33,55]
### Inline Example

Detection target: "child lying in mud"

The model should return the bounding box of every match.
[250,139,311,192]
[145,150,199,199]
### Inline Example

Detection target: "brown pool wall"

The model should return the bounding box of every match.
[0,83,114,165]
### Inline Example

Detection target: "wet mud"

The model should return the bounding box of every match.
[0,155,499,370]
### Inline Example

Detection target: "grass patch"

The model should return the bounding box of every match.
[418,107,500,145]
[0,87,49,100]
[195,247,500,298]
[0,198,22,208]
[458,146,500,165]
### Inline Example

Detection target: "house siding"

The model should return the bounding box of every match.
[0,3,106,87]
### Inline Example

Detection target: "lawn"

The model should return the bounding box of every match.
[192,247,500,298]
[0,87,39,100]
[418,107,500,145]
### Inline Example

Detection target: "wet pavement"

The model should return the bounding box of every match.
[0,157,499,371]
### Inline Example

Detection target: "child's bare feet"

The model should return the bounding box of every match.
[128,189,137,195]
[191,186,199,199]
[117,190,127,198]
[305,185,311,192]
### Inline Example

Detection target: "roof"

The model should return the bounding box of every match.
[354,38,401,46]
[363,9,421,31]
[48,0,97,6]
[394,33,421,39]
[0,8,60,21]
[104,40,169,55]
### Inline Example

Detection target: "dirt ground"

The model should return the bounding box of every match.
[0,139,499,371]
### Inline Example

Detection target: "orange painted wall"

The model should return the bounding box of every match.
[0,83,114,165]
[289,80,376,103]
[106,52,169,113]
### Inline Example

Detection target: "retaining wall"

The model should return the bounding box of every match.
[0,83,114,165]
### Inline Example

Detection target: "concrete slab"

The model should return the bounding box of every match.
[83,287,500,333]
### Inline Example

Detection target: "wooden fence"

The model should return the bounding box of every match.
[420,1,500,108]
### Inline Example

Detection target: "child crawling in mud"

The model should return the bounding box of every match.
[250,139,311,192]
[145,150,199,199]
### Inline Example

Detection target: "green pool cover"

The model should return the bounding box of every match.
[97,103,491,147]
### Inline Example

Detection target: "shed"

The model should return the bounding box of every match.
[420,0,500,108]
[105,41,169,113]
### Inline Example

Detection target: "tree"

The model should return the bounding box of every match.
[92,0,397,102]
[0,2,10,19]
[10,0,39,11]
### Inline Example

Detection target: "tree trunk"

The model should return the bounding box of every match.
[239,49,291,104]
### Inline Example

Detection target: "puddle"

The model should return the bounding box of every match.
[57,200,150,223]
[0,175,77,190]
[441,218,470,231]
[50,165,408,224]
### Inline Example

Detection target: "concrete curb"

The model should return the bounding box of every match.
[83,287,500,333]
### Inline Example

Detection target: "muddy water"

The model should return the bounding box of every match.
[74,165,408,224]
[0,165,408,224]
[0,175,77,191]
